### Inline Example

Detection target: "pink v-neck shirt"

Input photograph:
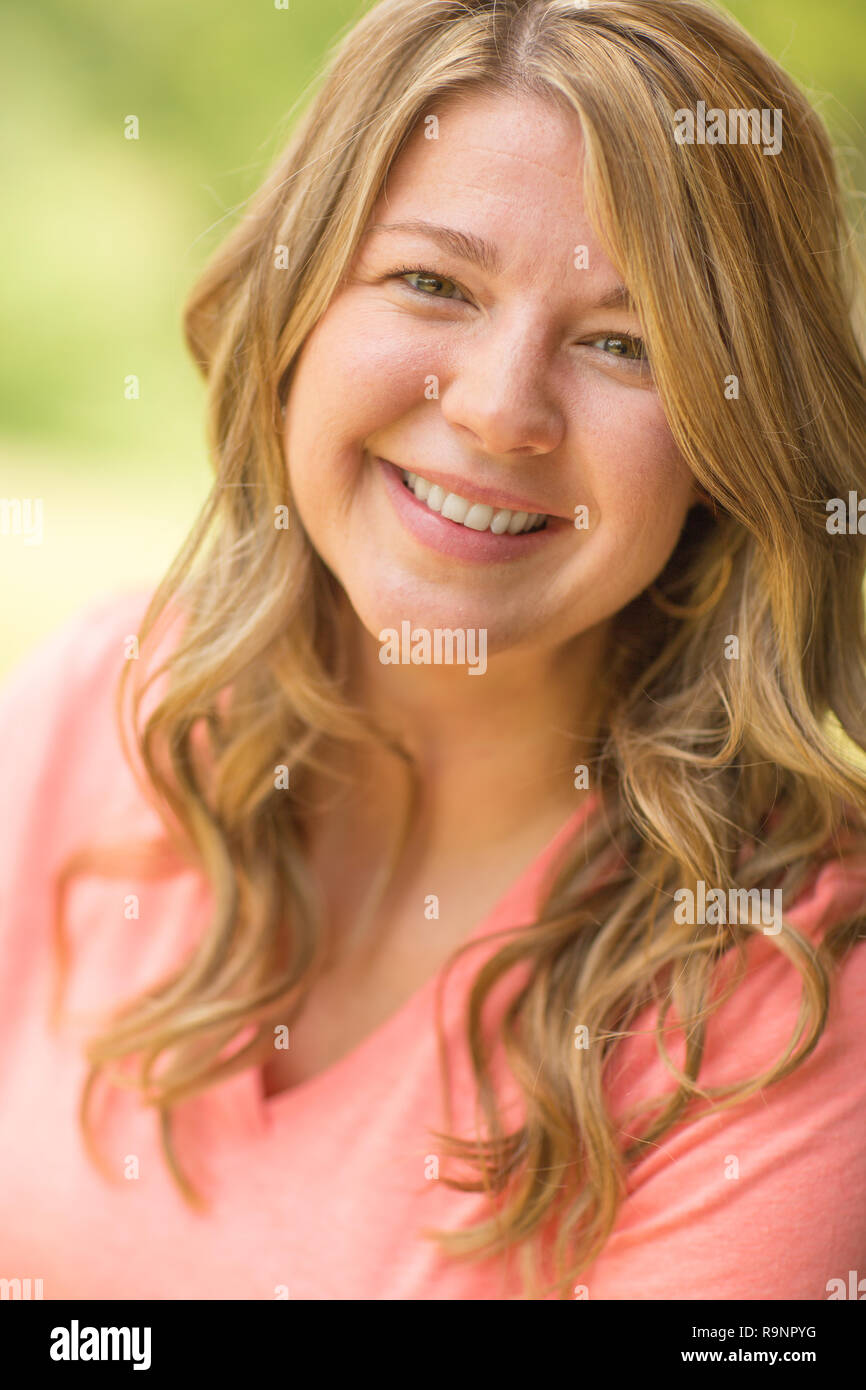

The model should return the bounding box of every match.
[2,592,866,1301]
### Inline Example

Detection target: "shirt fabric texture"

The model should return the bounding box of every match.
[1,593,865,1300]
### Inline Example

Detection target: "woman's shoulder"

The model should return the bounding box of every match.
[0,589,154,715]
[0,590,209,1043]
[589,853,866,1298]
[0,590,159,864]
[611,848,866,1095]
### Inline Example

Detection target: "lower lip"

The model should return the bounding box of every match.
[376,457,568,563]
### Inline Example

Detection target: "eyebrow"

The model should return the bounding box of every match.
[362,219,503,277]
[361,219,635,312]
[593,283,635,311]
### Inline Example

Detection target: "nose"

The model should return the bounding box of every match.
[438,313,565,459]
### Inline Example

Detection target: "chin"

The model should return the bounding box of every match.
[347,578,540,660]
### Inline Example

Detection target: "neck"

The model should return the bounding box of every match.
[318,609,611,861]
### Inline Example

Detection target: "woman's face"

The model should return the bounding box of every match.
[283,88,700,657]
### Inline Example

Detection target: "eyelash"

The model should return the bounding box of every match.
[385,263,648,366]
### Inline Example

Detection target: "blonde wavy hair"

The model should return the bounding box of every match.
[54,0,866,1300]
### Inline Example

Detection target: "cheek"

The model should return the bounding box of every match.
[286,296,438,452]
[580,390,692,540]
[282,298,440,554]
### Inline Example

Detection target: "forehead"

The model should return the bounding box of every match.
[367,87,617,285]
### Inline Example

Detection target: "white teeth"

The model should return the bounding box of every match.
[399,470,547,535]
[464,503,495,531]
[441,492,470,524]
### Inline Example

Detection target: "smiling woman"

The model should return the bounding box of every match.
[283,85,698,649]
[2,0,866,1304]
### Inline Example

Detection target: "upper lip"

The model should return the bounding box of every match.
[378,455,568,519]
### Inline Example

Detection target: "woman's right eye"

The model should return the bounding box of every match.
[388,265,469,301]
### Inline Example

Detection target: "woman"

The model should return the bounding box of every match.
[2,0,866,1301]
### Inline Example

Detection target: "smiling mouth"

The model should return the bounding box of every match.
[399,469,548,535]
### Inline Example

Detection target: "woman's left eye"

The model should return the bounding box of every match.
[586,334,647,363]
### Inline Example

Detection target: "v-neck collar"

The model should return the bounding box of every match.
[250,790,599,1124]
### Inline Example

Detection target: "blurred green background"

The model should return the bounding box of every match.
[2,0,865,676]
